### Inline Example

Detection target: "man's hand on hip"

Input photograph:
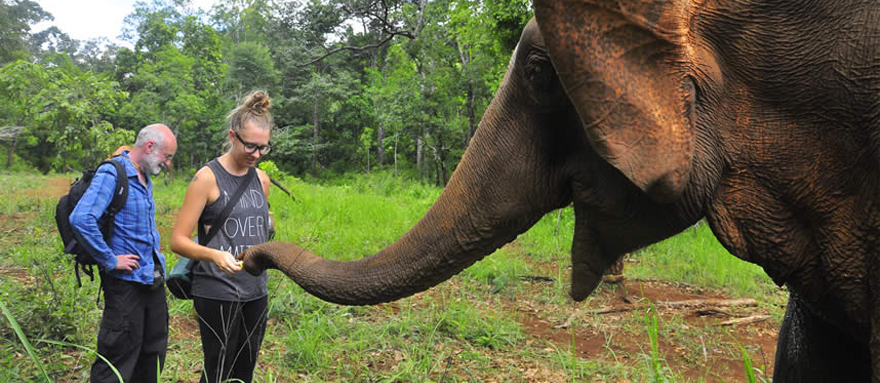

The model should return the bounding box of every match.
[114,254,141,273]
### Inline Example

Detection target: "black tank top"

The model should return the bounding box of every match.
[191,158,269,301]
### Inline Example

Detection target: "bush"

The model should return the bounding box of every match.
[0,267,87,343]
[0,151,39,174]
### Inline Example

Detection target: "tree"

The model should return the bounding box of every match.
[0,0,51,64]
[485,0,531,54]
[448,0,503,148]
[114,2,230,170]
[0,61,131,172]
[358,126,374,172]
[225,41,280,99]
[210,0,272,45]
[366,44,419,173]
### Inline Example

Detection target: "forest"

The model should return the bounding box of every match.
[1,0,531,183]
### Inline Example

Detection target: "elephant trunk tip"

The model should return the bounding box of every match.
[569,269,603,302]
[239,241,280,276]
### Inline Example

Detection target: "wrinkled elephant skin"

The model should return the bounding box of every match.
[243,1,880,381]
[531,0,878,381]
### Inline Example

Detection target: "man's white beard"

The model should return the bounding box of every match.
[142,151,164,175]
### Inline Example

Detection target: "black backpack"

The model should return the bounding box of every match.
[54,159,129,286]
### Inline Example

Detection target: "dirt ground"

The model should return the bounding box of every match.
[513,276,779,382]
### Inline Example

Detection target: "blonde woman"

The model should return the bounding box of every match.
[170,91,273,383]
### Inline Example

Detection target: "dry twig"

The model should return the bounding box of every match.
[555,298,761,329]
[718,315,770,327]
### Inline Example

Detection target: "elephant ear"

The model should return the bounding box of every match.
[534,0,695,202]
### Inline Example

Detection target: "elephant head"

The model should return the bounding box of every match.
[530,0,880,380]
[245,1,880,376]
[241,19,708,305]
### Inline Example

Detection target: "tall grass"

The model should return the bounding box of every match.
[0,170,785,382]
[0,299,51,382]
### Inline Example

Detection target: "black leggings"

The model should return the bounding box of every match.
[193,296,268,383]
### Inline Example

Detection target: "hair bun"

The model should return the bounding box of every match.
[245,91,271,116]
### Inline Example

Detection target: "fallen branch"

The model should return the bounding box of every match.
[718,315,770,327]
[693,308,735,318]
[658,298,757,309]
[556,298,760,328]
[519,275,555,283]
[591,298,757,315]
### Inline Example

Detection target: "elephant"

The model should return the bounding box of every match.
[242,1,880,381]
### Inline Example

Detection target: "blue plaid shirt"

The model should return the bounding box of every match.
[69,151,165,285]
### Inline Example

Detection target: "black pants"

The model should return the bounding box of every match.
[91,276,168,383]
[193,296,268,383]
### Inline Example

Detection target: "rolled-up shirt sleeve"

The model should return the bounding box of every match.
[69,164,118,271]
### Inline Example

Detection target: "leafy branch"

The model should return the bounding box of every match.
[299,0,428,67]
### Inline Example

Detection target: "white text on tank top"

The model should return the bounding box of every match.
[218,187,267,255]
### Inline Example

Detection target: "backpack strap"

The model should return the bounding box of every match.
[94,159,129,241]
[103,159,129,219]
[190,167,257,270]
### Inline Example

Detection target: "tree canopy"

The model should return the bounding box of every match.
[0,0,532,184]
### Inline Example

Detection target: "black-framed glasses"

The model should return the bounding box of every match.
[234,131,271,155]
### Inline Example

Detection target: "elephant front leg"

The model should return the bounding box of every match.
[569,203,620,301]
[773,293,870,383]
[872,269,880,383]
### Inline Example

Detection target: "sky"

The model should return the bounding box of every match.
[32,0,220,48]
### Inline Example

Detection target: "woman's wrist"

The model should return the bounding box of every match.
[209,249,226,265]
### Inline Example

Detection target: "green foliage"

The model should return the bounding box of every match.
[0,0,52,64]
[1,0,521,178]
[642,304,675,383]
[0,60,130,172]
[0,151,37,173]
[113,3,231,170]
[0,299,51,383]
[628,223,782,300]
[0,269,81,342]
[485,0,533,53]
[258,159,284,180]
[225,41,280,97]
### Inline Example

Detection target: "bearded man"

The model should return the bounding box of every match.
[70,123,177,383]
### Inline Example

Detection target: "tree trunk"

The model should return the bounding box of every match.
[426,130,447,186]
[6,131,18,169]
[437,134,448,186]
[377,124,386,166]
[375,59,388,167]
[457,40,477,149]
[466,88,476,148]
[416,130,424,174]
[312,96,320,177]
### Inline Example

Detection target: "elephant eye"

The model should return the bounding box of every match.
[524,50,567,109]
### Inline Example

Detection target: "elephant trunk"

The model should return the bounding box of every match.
[243,90,570,305]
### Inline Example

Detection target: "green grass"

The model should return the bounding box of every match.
[0,170,785,382]
[627,223,780,300]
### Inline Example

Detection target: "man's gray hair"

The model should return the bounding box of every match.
[135,124,166,148]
